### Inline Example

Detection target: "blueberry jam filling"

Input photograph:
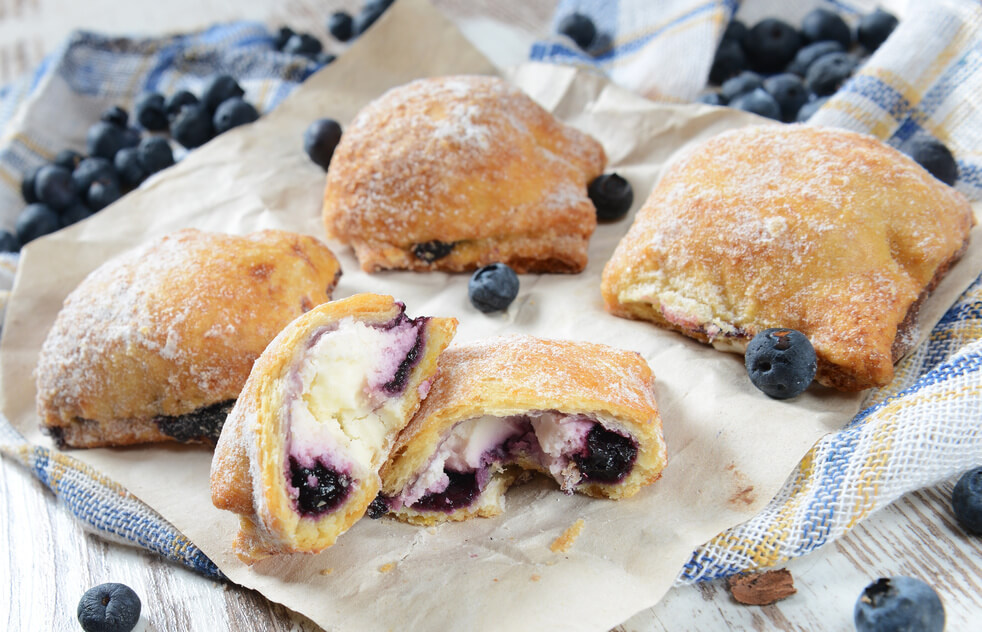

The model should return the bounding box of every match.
[380,316,427,395]
[412,471,480,513]
[411,240,455,262]
[154,399,234,444]
[573,425,638,483]
[367,493,390,519]
[290,456,352,516]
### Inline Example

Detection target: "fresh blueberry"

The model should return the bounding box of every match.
[709,38,746,85]
[730,88,782,120]
[303,118,343,171]
[120,126,141,149]
[113,148,146,187]
[60,202,93,227]
[86,121,127,160]
[743,18,802,74]
[53,149,85,171]
[786,41,844,77]
[137,136,175,175]
[15,203,61,244]
[328,11,354,42]
[164,90,198,120]
[282,33,323,58]
[857,9,899,53]
[697,91,726,106]
[200,74,245,113]
[213,97,259,134]
[171,104,215,149]
[72,157,118,196]
[355,0,395,35]
[952,466,982,534]
[796,96,829,122]
[100,105,129,128]
[722,19,748,44]
[558,12,596,50]
[87,179,121,211]
[763,73,809,122]
[21,166,41,204]
[720,70,762,102]
[801,9,851,49]
[854,577,944,632]
[77,582,142,632]
[273,26,295,50]
[805,52,857,96]
[134,92,168,131]
[34,164,77,210]
[0,230,20,252]
[902,134,958,186]
[315,52,337,66]
[745,328,817,399]
[468,263,519,313]
[412,240,455,262]
[574,425,638,483]
[588,173,634,222]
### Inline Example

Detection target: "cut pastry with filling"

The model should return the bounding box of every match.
[322,75,607,274]
[35,229,342,448]
[374,337,667,526]
[210,294,457,563]
[602,125,976,391]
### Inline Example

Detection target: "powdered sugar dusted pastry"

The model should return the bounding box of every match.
[602,125,975,391]
[322,75,606,274]
[36,229,342,448]
[210,294,457,562]
[375,336,666,526]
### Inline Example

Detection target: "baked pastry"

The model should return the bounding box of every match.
[36,229,342,448]
[210,294,457,562]
[374,336,667,526]
[322,75,607,274]
[602,125,975,391]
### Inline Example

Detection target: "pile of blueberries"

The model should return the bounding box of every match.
[702,8,899,122]
[275,0,397,65]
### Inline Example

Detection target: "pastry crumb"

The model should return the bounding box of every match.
[530,574,541,582]
[378,562,396,573]
[727,569,796,605]
[550,518,585,553]
[319,568,334,576]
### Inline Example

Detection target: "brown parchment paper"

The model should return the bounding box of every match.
[3,1,982,630]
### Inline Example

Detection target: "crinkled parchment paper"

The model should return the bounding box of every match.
[3,0,981,630]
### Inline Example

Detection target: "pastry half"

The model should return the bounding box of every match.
[602,125,975,391]
[375,336,667,526]
[210,294,457,562]
[35,229,342,448]
[322,75,607,274]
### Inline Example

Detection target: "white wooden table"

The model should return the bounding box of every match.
[2,1,981,630]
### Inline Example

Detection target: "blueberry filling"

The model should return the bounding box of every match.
[381,317,427,395]
[290,457,352,516]
[154,399,234,444]
[411,240,455,262]
[367,493,390,519]
[573,425,638,483]
[412,471,480,513]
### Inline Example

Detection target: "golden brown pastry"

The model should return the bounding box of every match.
[36,229,342,448]
[602,125,975,391]
[374,336,667,526]
[322,75,607,274]
[210,294,457,563]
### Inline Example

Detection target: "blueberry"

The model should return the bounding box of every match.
[15,203,61,244]
[171,104,215,149]
[588,173,634,222]
[857,9,899,53]
[60,202,93,227]
[763,73,809,122]
[720,70,762,102]
[709,38,746,85]
[137,136,175,175]
[328,11,354,42]
[355,0,395,35]
[86,121,127,160]
[21,166,41,204]
[72,157,118,196]
[805,52,857,96]
[745,328,817,399]
[412,470,480,512]
[801,9,851,49]
[273,25,295,50]
[902,134,958,186]
[367,494,389,519]
[77,582,141,632]
[282,33,323,58]
[113,148,146,187]
[120,126,141,149]
[290,457,351,516]
[53,149,85,171]
[412,240,455,262]
[697,92,726,106]
[468,263,519,313]
[574,425,638,483]
[213,97,259,134]
[796,96,829,122]
[34,164,77,210]
[0,230,21,253]
[315,52,337,66]
[100,105,129,128]
[952,466,982,534]
[786,41,844,77]
[854,577,944,632]
[164,90,198,120]
[303,118,343,171]
[200,74,245,113]
[744,18,802,74]
[722,19,748,44]
[558,12,596,50]
[87,179,121,211]
[134,92,168,131]
[730,88,782,120]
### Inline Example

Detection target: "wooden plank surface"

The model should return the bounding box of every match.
[2,1,981,630]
